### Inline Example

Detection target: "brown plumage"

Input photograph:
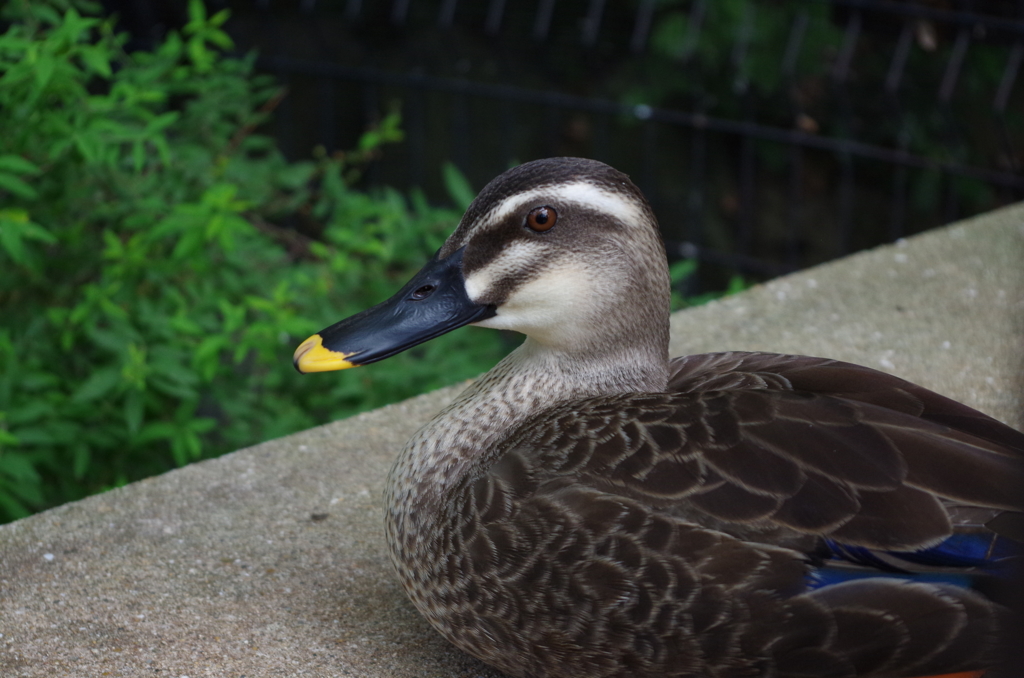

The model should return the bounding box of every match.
[295,158,1023,678]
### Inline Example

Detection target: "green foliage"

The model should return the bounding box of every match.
[0,0,510,522]
[668,259,748,312]
[0,0,748,524]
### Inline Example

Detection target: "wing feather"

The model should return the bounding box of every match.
[499,352,1024,550]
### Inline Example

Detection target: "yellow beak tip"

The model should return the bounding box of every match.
[293,334,357,373]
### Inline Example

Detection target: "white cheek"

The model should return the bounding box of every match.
[472,265,596,347]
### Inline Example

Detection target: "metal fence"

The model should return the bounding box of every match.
[136,0,1024,285]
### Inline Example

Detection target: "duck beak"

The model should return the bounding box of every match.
[293,247,496,373]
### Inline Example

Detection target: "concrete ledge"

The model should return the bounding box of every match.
[2,204,1022,677]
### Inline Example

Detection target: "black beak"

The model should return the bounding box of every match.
[293,247,496,373]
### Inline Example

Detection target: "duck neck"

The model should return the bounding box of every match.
[384,335,668,556]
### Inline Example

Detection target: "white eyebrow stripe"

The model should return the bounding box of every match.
[483,181,645,230]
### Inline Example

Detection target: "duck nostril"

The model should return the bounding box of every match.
[411,284,436,300]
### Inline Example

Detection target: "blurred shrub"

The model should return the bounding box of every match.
[0,0,509,522]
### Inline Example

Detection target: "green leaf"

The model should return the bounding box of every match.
[669,259,698,285]
[32,53,56,94]
[0,155,41,175]
[124,391,144,436]
[131,140,144,172]
[357,130,380,152]
[19,219,56,245]
[193,335,229,382]
[0,451,41,483]
[71,367,121,402]
[442,163,475,210]
[0,172,38,200]
[209,8,232,28]
[7,401,54,425]
[72,444,91,480]
[277,162,316,190]
[79,45,112,78]
[0,222,28,264]
[204,27,234,50]
[187,36,212,71]
[26,5,63,26]
[187,0,207,24]
[144,111,181,135]
[137,421,176,445]
[0,492,31,521]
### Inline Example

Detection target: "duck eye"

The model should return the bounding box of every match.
[525,206,557,232]
[411,284,436,300]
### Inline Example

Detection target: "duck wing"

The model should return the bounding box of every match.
[441,352,1021,677]
[495,352,1023,551]
[668,351,1024,457]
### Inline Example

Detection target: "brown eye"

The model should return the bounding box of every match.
[525,206,557,232]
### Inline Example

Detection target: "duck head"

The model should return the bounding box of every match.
[293,157,671,376]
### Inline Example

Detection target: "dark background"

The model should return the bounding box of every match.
[99,0,1024,288]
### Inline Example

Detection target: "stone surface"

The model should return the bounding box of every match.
[2,204,1022,677]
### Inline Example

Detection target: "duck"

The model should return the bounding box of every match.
[293,157,1023,678]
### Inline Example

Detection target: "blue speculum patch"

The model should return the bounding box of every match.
[807,533,1021,590]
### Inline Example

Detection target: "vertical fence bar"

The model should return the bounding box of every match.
[345,0,362,21]
[994,41,1023,192]
[408,86,426,189]
[582,0,606,46]
[782,10,808,268]
[885,21,914,94]
[500,98,516,173]
[318,77,337,153]
[276,75,295,160]
[833,11,860,256]
[832,11,860,82]
[938,27,971,226]
[837,151,855,256]
[391,0,411,26]
[363,82,381,184]
[889,149,909,241]
[731,2,755,94]
[679,0,707,61]
[781,11,809,78]
[630,0,656,53]
[642,118,659,216]
[593,112,610,163]
[737,129,756,259]
[485,0,506,35]
[731,1,754,265]
[437,0,458,28]
[886,21,914,240]
[994,41,1023,113]
[686,122,706,250]
[451,90,471,181]
[544,104,560,158]
[939,28,970,103]
[533,0,556,41]
[787,145,803,268]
